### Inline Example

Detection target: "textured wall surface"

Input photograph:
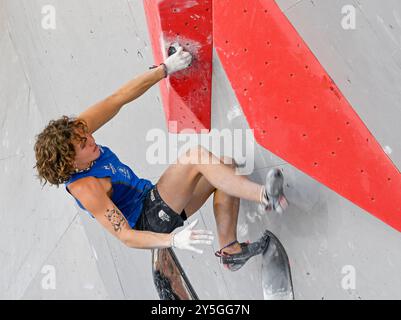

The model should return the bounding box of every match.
[1,0,400,299]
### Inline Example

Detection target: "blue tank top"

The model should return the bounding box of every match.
[64,145,154,228]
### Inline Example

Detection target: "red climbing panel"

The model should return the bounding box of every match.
[214,0,401,232]
[143,0,212,133]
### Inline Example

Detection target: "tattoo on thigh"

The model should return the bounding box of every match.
[105,208,126,232]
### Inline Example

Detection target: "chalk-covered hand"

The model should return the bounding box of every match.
[170,219,213,254]
[164,43,193,75]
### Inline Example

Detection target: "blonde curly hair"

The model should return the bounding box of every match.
[33,115,89,187]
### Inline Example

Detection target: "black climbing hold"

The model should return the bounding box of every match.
[168,45,177,57]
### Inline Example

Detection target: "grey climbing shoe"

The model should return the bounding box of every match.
[262,168,289,214]
[215,231,271,272]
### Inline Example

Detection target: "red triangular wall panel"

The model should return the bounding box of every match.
[143,0,212,133]
[214,0,401,232]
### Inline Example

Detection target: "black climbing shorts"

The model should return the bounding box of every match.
[134,185,187,233]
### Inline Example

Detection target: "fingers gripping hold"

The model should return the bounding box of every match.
[164,43,193,75]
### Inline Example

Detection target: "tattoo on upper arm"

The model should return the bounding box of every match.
[105,208,126,232]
